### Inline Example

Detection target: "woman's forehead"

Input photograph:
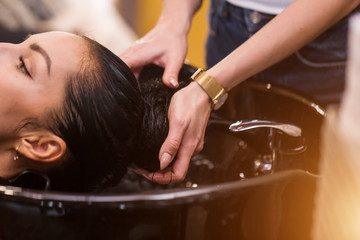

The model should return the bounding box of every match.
[28,32,87,76]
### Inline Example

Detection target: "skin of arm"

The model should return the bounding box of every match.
[140,0,360,184]
[208,0,360,90]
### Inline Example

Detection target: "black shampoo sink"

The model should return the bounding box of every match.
[0,81,325,240]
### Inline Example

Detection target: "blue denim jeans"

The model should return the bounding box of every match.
[206,0,359,105]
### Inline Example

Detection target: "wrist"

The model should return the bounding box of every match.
[158,0,201,35]
[156,16,191,37]
[190,68,228,110]
[189,81,212,108]
[206,67,232,92]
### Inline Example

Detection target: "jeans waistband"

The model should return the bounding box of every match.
[211,0,359,21]
[210,0,275,30]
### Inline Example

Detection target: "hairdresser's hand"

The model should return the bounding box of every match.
[133,82,211,184]
[120,21,188,88]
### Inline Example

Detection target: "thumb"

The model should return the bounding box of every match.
[119,51,148,70]
[119,51,153,79]
[158,119,187,170]
[158,136,181,171]
[119,43,157,70]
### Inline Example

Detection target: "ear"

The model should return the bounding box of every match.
[19,130,67,163]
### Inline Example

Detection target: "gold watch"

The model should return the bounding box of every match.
[190,68,228,110]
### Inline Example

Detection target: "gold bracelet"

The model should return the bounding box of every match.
[190,68,228,110]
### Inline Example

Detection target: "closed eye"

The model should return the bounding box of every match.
[18,56,32,78]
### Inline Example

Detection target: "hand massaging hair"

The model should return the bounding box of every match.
[43,36,192,192]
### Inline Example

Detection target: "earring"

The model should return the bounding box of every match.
[14,146,21,161]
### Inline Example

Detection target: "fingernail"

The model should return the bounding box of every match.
[160,152,172,170]
[169,78,178,88]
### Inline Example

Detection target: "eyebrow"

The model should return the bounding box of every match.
[29,43,51,75]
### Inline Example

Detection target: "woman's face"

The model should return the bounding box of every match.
[0,32,85,142]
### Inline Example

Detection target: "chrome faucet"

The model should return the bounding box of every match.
[229,120,302,137]
[228,119,305,175]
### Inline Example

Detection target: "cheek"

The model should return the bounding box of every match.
[0,101,21,141]
[0,82,19,114]
[0,77,38,124]
[0,90,36,141]
[0,92,26,125]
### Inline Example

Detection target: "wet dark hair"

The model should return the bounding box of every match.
[44,37,193,192]
[134,64,193,171]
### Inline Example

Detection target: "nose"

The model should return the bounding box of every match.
[0,40,20,51]
[0,42,18,61]
[0,42,11,47]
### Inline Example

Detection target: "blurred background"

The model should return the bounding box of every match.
[0,0,209,68]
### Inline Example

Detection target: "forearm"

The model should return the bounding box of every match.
[156,0,203,36]
[208,0,360,91]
